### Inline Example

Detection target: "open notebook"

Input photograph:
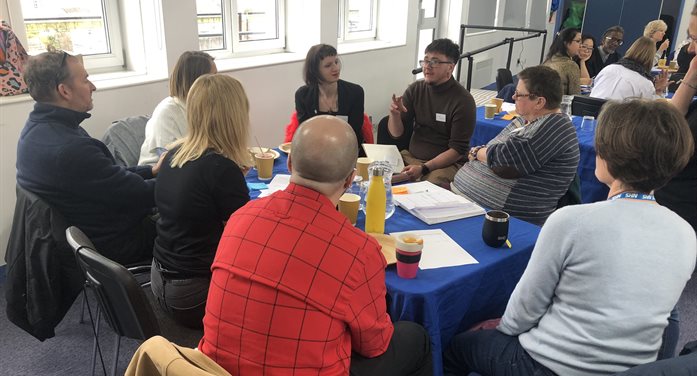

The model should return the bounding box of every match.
[393,181,485,225]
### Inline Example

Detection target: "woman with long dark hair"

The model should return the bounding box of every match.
[543,28,582,95]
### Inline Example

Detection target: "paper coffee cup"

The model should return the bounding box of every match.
[356,157,373,181]
[339,193,360,225]
[395,233,423,279]
[669,60,678,69]
[490,97,504,113]
[658,58,667,67]
[255,153,274,180]
[484,104,497,119]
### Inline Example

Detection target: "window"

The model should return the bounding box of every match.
[339,0,378,42]
[465,0,500,35]
[17,0,124,71]
[197,0,285,55]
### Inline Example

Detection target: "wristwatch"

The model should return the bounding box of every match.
[420,163,431,176]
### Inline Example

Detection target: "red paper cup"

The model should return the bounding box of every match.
[395,233,423,279]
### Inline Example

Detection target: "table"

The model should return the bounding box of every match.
[246,151,542,375]
[471,106,609,203]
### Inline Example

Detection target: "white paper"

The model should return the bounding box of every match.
[258,174,290,197]
[362,144,405,172]
[500,102,516,113]
[392,181,485,224]
[390,229,478,269]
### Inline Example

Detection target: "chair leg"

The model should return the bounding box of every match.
[79,288,87,324]
[112,334,121,376]
[83,286,107,376]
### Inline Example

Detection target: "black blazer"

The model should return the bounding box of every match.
[294,79,365,147]
[586,48,621,78]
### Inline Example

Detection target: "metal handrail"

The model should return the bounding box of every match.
[412,25,548,91]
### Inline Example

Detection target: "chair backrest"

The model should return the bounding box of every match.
[495,68,514,92]
[376,115,412,151]
[66,226,160,340]
[571,95,607,117]
[102,115,150,167]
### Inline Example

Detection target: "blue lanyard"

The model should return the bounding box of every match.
[608,192,656,201]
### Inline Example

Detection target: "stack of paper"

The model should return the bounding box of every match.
[392,181,485,225]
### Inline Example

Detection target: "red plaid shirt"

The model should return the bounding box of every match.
[199,183,394,375]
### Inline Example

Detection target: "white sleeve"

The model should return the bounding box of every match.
[138,98,187,165]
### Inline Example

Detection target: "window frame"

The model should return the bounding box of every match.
[338,0,379,43]
[199,0,286,57]
[12,0,125,72]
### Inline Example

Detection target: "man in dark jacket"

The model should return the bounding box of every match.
[17,50,163,264]
[586,25,625,78]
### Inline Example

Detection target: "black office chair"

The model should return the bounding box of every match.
[66,226,161,376]
[376,115,412,151]
[495,68,514,92]
[556,174,582,209]
[571,95,607,117]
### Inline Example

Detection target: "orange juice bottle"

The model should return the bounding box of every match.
[365,167,386,234]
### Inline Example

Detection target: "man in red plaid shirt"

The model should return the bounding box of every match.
[199,115,432,375]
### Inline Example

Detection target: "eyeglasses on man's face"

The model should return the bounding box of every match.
[604,36,624,46]
[55,51,69,88]
[419,59,455,68]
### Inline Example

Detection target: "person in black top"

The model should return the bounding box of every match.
[586,25,625,78]
[294,44,366,154]
[656,10,697,235]
[151,74,252,328]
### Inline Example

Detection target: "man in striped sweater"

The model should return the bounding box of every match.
[451,65,579,225]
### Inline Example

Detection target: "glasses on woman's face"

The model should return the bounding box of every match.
[513,91,537,99]
[580,44,593,51]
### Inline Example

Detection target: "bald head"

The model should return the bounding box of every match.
[291,115,358,184]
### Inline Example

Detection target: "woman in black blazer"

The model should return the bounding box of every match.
[294,44,366,153]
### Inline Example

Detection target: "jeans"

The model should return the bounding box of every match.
[350,321,433,376]
[443,329,556,376]
[657,307,680,360]
[150,260,210,329]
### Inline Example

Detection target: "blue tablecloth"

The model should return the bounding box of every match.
[471,106,609,203]
[246,150,541,375]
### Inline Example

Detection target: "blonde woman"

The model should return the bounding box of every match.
[138,51,216,165]
[591,37,669,100]
[150,74,253,328]
[644,19,670,65]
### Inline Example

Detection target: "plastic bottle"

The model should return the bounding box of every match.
[365,166,387,234]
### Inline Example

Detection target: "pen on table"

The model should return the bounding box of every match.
[505,239,512,248]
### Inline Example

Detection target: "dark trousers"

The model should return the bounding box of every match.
[443,329,556,376]
[150,260,209,329]
[350,321,433,376]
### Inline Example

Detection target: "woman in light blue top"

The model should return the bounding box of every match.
[444,99,696,376]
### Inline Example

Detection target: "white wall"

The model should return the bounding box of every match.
[0,0,420,265]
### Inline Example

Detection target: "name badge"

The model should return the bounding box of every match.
[336,115,349,123]
[435,113,446,122]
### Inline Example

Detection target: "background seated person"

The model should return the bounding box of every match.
[543,28,581,95]
[590,37,670,100]
[389,38,476,187]
[574,34,597,84]
[139,51,216,166]
[452,66,580,225]
[150,74,252,329]
[17,50,162,265]
[199,115,433,376]
[444,99,696,376]
[586,25,625,77]
[644,19,670,66]
[294,44,366,154]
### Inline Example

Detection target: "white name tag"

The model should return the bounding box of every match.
[336,115,349,123]
[435,113,446,122]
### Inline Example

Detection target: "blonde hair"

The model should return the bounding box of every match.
[169,74,252,169]
[625,37,657,72]
[643,20,667,38]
